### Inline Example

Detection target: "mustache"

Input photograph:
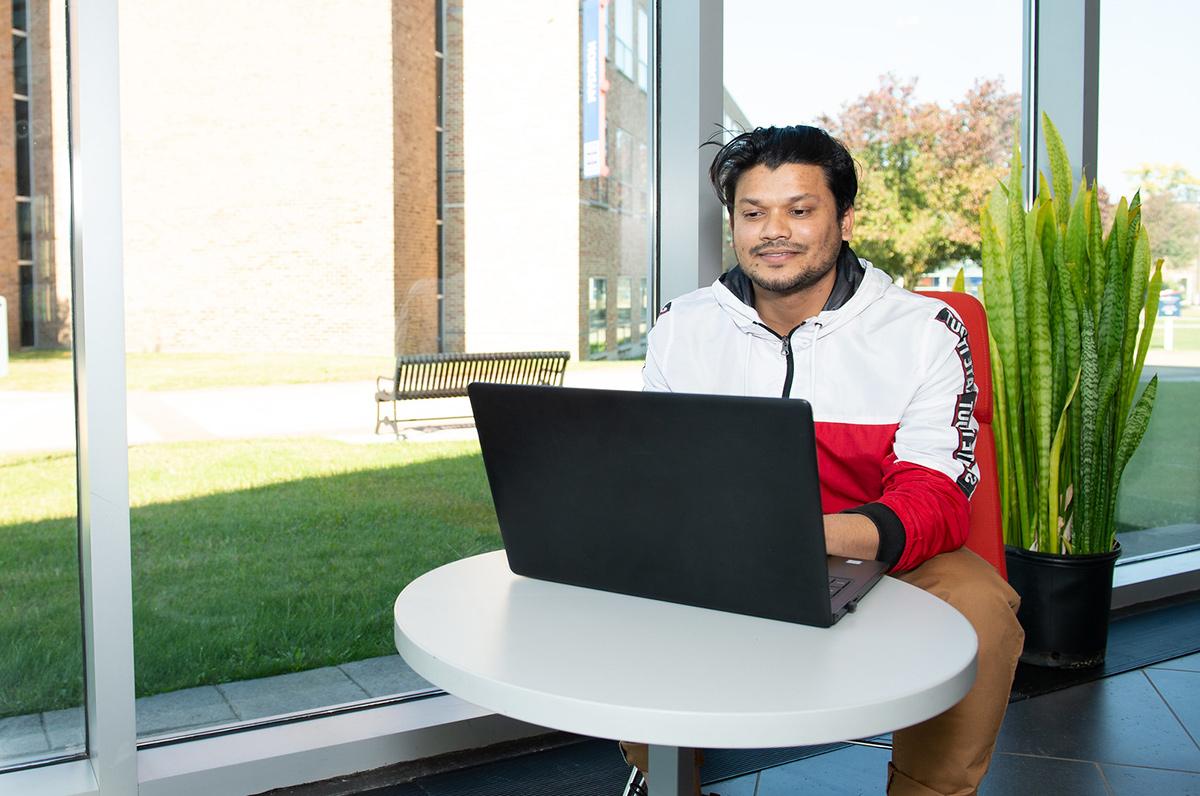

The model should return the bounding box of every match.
[751,242,806,256]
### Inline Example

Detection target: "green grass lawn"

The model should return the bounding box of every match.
[1116,379,1200,531]
[1149,321,1200,351]
[0,351,396,392]
[0,438,498,719]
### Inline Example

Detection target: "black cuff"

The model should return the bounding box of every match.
[841,502,905,569]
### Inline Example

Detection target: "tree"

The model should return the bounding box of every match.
[818,74,1020,285]
[1123,164,1200,271]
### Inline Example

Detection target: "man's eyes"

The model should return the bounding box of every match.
[740,207,812,219]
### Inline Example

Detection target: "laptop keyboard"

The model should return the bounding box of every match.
[828,576,852,598]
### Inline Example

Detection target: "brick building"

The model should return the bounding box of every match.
[2,1,744,362]
[1,0,69,353]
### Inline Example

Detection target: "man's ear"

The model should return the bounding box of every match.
[840,206,855,242]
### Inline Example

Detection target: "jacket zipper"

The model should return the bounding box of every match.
[755,322,803,398]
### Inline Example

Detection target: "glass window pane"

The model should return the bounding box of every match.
[583,0,652,363]
[723,1,1022,291]
[636,8,649,92]
[614,0,634,79]
[16,201,32,262]
[13,35,29,97]
[15,100,31,197]
[11,0,26,32]
[1,0,84,768]
[588,276,608,358]
[116,0,653,739]
[1099,1,1200,559]
[639,275,648,340]
[617,276,632,350]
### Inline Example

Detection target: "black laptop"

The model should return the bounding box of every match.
[467,383,886,627]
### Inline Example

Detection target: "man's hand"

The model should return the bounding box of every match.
[823,513,881,561]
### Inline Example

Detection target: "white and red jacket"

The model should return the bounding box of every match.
[642,250,980,572]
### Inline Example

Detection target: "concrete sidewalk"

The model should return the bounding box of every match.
[0,363,645,456]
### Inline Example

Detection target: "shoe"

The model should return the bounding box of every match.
[621,766,648,796]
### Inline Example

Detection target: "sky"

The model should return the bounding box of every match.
[722,0,1199,200]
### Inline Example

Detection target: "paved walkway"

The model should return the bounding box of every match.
[0,363,645,455]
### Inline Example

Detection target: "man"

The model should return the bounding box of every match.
[621,126,1024,796]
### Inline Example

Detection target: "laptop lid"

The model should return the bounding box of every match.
[467,383,883,627]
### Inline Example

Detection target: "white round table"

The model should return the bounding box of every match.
[394,551,976,795]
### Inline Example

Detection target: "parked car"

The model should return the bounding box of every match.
[1158,289,1183,317]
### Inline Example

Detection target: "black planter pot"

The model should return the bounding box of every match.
[1005,543,1121,669]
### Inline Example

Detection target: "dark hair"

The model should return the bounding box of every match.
[708,125,857,219]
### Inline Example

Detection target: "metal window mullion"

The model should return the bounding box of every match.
[69,0,138,793]
[1033,0,1098,195]
[656,0,722,309]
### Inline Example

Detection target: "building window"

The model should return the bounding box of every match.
[617,277,632,351]
[13,13,33,347]
[613,0,635,80]
[636,141,648,215]
[612,127,648,217]
[13,34,27,96]
[2,0,659,779]
[16,200,32,261]
[636,7,649,92]
[17,263,33,346]
[639,275,648,340]
[588,276,608,357]
[613,127,633,211]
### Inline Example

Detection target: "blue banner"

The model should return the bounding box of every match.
[582,0,607,178]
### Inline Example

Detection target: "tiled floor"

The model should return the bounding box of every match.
[697,653,1200,795]
[342,650,1200,796]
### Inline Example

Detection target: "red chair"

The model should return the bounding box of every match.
[921,291,1007,580]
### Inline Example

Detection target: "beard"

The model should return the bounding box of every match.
[742,237,843,295]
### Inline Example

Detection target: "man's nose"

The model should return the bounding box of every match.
[761,210,790,239]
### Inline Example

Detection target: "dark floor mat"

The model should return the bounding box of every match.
[359,741,626,796]
[358,739,850,796]
[1010,593,1200,702]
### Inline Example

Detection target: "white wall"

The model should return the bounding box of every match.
[118,0,397,355]
[462,0,580,353]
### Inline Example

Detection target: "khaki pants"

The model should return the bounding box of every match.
[887,547,1024,796]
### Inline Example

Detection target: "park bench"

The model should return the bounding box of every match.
[375,350,570,434]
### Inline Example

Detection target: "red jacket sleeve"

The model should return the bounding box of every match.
[875,306,979,571]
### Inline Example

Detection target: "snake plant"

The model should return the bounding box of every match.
[980,114,1161,555]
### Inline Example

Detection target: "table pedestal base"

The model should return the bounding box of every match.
[647,745,698,796]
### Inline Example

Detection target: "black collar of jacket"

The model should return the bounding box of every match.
[719,242,865,313]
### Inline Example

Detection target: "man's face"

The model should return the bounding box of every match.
[730,163,854,296]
